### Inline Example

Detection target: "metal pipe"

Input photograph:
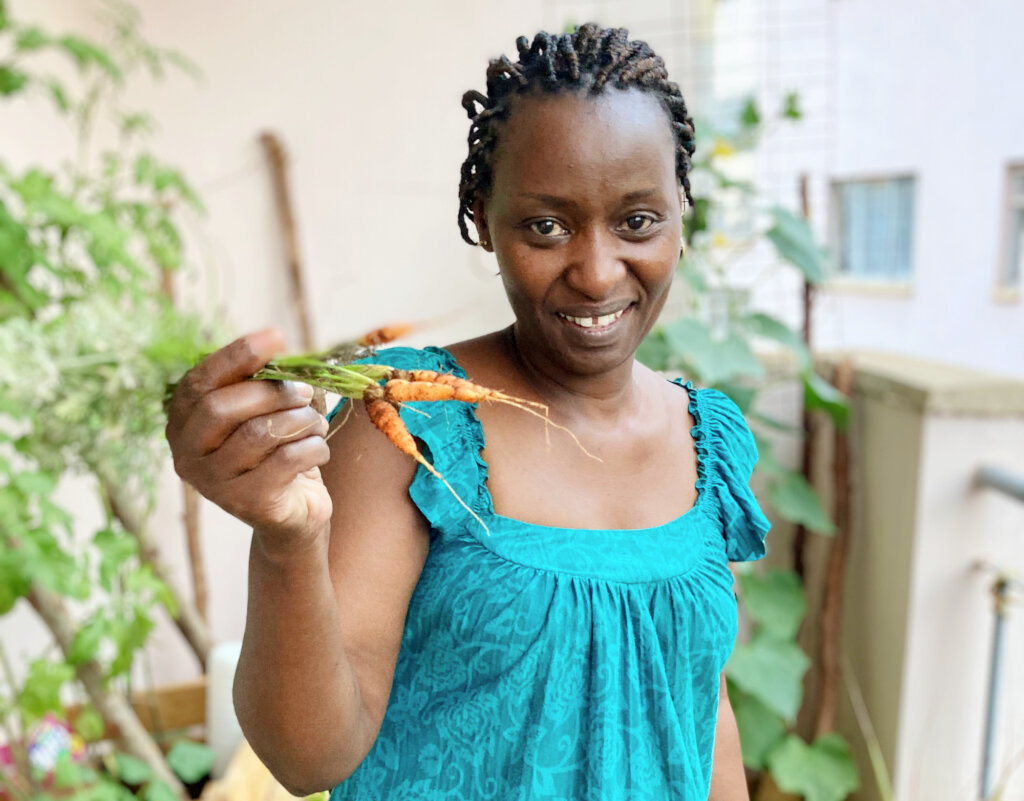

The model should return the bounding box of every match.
[981,578,1010,800]
[977,465,1024,503]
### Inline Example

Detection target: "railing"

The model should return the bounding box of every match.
[975,465,1024,800]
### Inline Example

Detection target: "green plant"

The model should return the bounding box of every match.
[0,1,215,798]
[640,97,859,800]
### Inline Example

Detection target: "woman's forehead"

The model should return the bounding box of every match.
[490,89,678,201]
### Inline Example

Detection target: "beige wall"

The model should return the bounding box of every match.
[821,353,1024,801]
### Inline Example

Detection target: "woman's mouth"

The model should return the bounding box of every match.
[556,306,629,330]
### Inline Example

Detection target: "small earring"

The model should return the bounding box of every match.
[479,238,490,249]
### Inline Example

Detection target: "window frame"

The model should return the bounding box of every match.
[997,162,1024,301]
[828,172,917,290]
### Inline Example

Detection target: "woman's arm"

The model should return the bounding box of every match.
[709,671,751,801]
[166,332,428,796]
[233,402,429,795]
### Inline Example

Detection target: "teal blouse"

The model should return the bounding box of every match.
[328,346,770,801]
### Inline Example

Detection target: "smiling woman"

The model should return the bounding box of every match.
[164,22,769,801]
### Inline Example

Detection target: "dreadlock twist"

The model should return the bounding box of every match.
[458,22,697,246]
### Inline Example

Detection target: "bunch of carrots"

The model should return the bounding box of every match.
[197,323,593,532]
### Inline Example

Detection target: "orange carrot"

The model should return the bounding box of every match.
[390,370,547,408]
[358,322,415,347]
[383,375,599,461]
[364,396,488,533]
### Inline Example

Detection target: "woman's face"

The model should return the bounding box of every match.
[477,88,682,378]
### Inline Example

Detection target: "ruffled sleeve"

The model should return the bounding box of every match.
[698,389,771,562]
[326,346,487,538]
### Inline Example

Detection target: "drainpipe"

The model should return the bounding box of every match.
[975,465,1024,800]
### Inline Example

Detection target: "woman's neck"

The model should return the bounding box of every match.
[502,325,645,421]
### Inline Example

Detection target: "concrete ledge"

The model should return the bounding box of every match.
[817,350,1024,416]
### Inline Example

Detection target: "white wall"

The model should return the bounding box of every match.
[764,0,1024,378]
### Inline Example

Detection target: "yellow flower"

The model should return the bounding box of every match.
[712,138,735,158]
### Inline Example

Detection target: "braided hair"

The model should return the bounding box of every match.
[458,22,697,246]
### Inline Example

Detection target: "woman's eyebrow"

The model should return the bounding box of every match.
[517,193,579,210]
[516,188,664,208]
[619,188,664,202]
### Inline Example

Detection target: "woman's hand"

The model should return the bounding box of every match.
[165,329,332,553]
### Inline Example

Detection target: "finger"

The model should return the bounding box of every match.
[171,328,287,419]
[222,437,332,522]
[180,379,316,457]
[199,405,328,479]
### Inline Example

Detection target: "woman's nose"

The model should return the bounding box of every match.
[563,228,626,299]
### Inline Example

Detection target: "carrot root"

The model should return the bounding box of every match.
[383,378,600,462]
[365,398,489,534]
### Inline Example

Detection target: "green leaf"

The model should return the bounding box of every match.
[0,65,29,96]
[166,740,214,783]
[741,312,811,370]
[112,752,152,786]
[13,470,56,496]
[765,206,828,284]
[768,733,860,801]
[94,527,138,562]
[69,616,106,665]
[11,166,55,203]
[663,318,763,385]
[18,659,75,722]
[0,549,29,614]
[0,2,8,30]
[737,568,807,640]
[740,97,760,129]
[768,471,836,534]
[804,371,850,431]
[728,682,787,769]
[636,329,672,371]
[53,751,87,788]
[15,27,49,51]
[782,91,802,120]
[47,79,70,112]
[726,631,810,721]
[143,780,180,801]
[711,381,756,414]
[108,607,154,677]
[73,704,106,742]
[58,36,122,80]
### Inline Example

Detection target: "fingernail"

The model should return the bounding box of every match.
[291,382,315,399]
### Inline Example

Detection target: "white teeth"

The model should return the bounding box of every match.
[559,308,626,328]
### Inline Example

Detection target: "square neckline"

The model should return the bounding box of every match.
[429,345,711,535]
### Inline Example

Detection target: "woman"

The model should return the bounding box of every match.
[166,23,769,801]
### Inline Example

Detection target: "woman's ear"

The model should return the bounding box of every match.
[472,198,493,252]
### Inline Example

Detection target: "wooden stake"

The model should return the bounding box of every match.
[792,173,816,584]
[183,482,207,621]
[814,358,854,736]
[260,132,324,414]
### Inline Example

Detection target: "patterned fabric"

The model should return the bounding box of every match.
[328,346,770,800]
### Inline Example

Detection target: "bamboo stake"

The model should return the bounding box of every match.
[260,131,325,414]
[101,476,212,670]
[814,359,854,735]
[26,586,190,801]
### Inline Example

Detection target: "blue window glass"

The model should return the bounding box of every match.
[834,177,915,280]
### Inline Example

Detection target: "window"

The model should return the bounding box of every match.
[1002,166,1024,289]
[832,176,915,281]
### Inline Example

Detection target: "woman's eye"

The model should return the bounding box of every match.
[529,219,568,237]
[622,215,654,232]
